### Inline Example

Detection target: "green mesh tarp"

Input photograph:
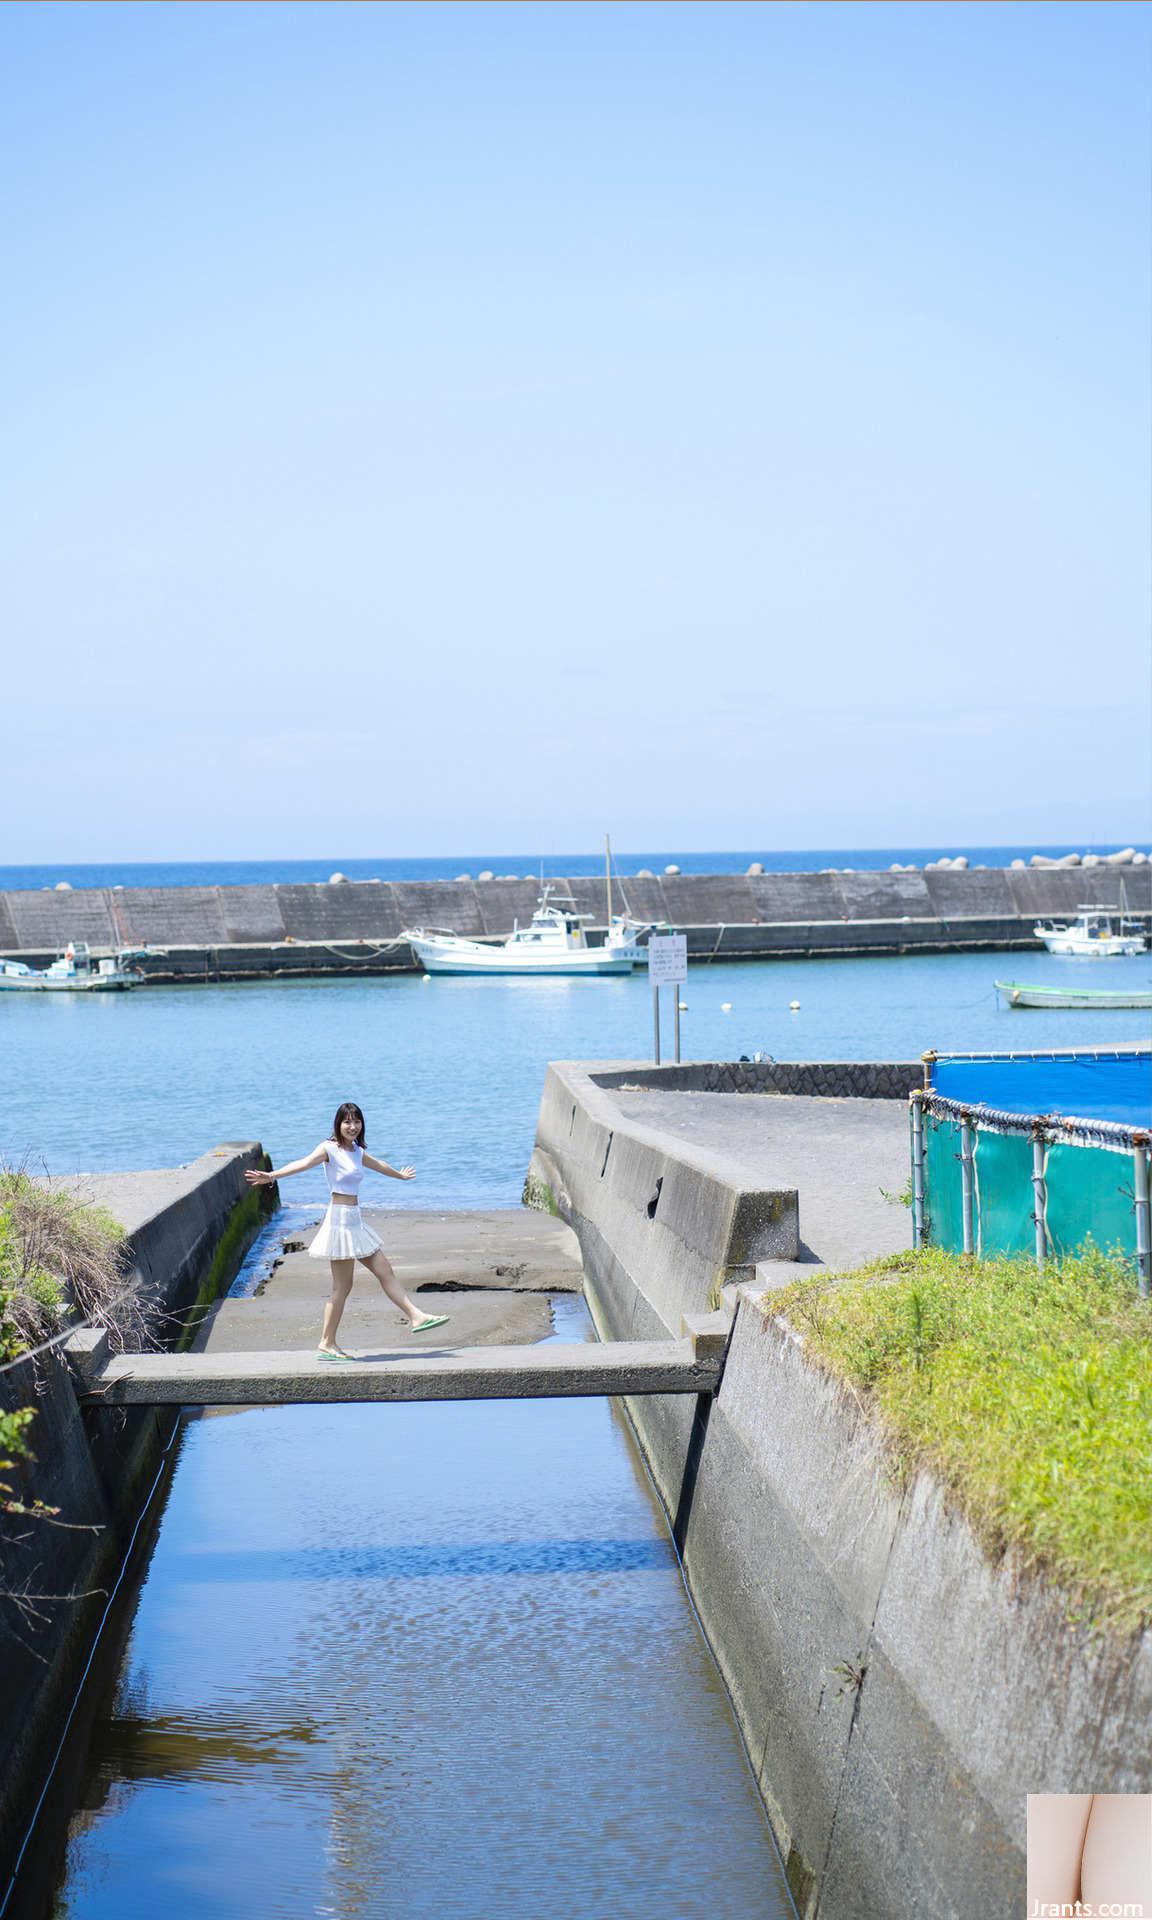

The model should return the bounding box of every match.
[972,1129,1037,1259]
[923,1114,1140,1260]
[924,1116,966,1252]
[1044,1141,1136,1259]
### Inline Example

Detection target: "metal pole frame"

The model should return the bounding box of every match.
[909,1091,926,1249]
[959,1115,976,1258]
[1134,1137,1151,1299]
[1030,1128,1048,1270]
[673,992,681,1064]
[652,981,661,1065]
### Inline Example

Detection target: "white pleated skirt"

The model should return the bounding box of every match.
[308,1202,384,1261]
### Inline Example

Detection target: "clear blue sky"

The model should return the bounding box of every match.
[3,1,1148,859]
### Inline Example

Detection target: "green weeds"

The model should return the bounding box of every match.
[771,1247,1152,1632]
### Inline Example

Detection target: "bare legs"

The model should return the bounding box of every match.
[360,1249,429,1327]
[318,1250,441,1354]
[319,1259,355,1354]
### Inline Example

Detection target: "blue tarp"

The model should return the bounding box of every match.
[931,1051,1151,1128]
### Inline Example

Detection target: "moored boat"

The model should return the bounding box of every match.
[0,942,146,992]
[996,979,1152,1011]
[403,886,651,976]
[1032,906,1147,957]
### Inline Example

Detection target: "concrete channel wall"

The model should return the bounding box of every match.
[3,866,1150,977]
[0,1146,268,1882]
[528,1063,1152,1920]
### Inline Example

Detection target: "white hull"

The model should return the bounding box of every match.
[997,979,1152,1010]
[408,937,635,976]
[0,974,138,992]
[1035,933,1146,958]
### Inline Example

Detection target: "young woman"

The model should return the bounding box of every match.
[245,1101,449,1359]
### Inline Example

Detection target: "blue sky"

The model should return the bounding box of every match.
[3,1,1148,859]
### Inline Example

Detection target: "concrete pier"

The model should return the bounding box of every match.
[3,864,1148,978]
[529,1061,1152,1918]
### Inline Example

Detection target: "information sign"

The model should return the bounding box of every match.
[647,934,688,986]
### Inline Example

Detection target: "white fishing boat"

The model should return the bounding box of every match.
[404,885,650,976]
[997,979,1152,1011]
[0,942,146,993]
[1032,906,1147,958]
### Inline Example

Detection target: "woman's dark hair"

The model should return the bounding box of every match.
[331,1102,366,1147]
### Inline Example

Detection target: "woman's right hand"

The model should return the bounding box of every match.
[245,1169,275,1186]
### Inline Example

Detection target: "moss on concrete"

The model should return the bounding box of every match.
[771,1246,1152,1632]
[521,1172,559,1217]
[177,1182,272,1350]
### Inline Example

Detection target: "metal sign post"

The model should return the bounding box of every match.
[647,935,688,1064]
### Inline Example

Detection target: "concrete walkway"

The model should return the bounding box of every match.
[197,1206,583,1355]
[72,1337,721,1406]
[609,1088,911,1273]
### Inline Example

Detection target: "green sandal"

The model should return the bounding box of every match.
[410,1314,449,1334]
[316,1348,356,1362]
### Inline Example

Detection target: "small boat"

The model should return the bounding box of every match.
[1032,906,1147,958]
[0,941,146,993]
[403,885,651,976]
[996,979,1152,1010]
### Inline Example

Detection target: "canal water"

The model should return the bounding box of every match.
[25,1301,794,1919]
[4,949,1147,1916]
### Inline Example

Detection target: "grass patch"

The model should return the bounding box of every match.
[771,1246,1152,1633]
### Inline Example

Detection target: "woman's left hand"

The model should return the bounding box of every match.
[396,1166,416,1180]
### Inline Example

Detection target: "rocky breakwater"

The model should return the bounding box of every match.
[527,1063,1151,1918]
[0,1145,271,1887]
[2,865,1150,979]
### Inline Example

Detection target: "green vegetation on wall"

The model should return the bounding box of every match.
[771,1247,1152,1633]
[177,1179,274,1350]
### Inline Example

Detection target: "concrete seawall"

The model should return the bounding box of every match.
[3,866,1149,977]
[0,1146,268,1884]
[528,1063,1152,1917]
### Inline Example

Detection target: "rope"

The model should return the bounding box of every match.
[921,1091,1146,1153]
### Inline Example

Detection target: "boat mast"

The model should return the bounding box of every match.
[605,833,613,927]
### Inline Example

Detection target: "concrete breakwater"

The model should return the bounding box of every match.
[0,1146,269,1888]
[527,1061,1152,1917]
[3,866,1150,979]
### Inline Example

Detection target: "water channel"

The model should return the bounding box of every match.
[21,1298,793,1919]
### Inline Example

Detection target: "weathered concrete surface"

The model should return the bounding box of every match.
[268,1205,585,1294]
[77,1339,720,1405]
[5,866,1147,975]
[193,1204,583,1354]
[594,1060,921,1100]
[607,1089,909,1273]
[0,1146,268,1887]
[531,1066,1152,1918]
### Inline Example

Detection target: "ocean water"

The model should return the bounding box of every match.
[2,947,1148,1199]
[1,844,1145,892]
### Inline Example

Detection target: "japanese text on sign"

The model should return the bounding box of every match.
[647,934,688,985]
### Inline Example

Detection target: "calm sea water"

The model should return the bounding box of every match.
[1,844,1143,892]
[2,949,1148,1197]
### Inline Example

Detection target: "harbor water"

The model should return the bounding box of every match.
[1,949,1148,1192]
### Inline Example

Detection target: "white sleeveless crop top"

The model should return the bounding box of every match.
[324,1141,364,1196]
